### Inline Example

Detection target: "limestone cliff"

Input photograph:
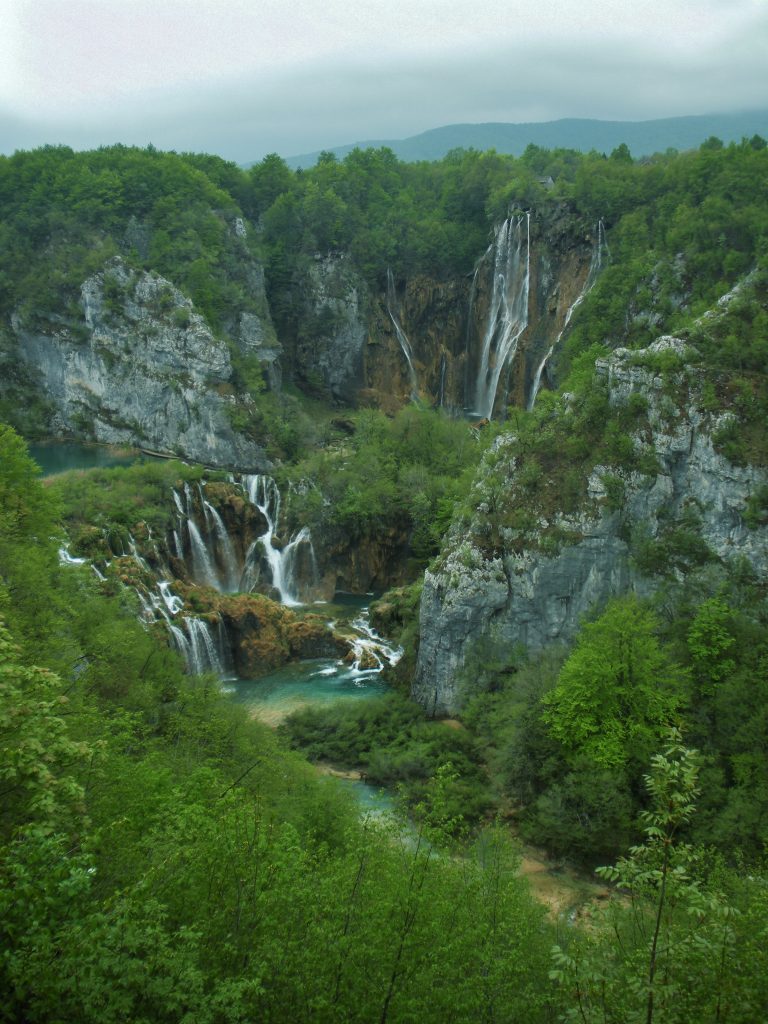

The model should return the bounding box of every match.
[293,255,370,403]
[6,258,271,469]
[282,209,597,416]
[413,336,768,715]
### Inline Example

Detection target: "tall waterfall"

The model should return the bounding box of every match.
[473,214,531,419]
[527,218,609,411]
[240,474,316,606]
[386,269,419,401]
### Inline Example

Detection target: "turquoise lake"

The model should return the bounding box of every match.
[29,440,152,476]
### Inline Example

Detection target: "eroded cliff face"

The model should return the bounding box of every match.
[293,255,370,403]
[413,336,768,716]
[285,210,597,416]
[8,258,271,469]
[311,524,413,598]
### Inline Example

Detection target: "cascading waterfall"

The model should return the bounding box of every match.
[203,501,239,592]
[347,610,403,678]
[108,518,232,677]
[473,213,531,419]
[182,616,225,676]
[58,545,86,566]
[172,528,184,560]
[187,517,221,590]
[173,480,237,594]
[527,217,609,410]
[597,217,610,266]
[169,474,317,605]
[386,268,419,401]
[240,474,317,606]
[158,580,184,615]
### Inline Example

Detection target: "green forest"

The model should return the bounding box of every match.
[2,133,768,1021]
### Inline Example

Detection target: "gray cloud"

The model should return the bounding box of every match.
[2,26,766,162]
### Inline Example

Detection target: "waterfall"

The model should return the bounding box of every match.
[597,217,610,267]
[438,353,447,408]
[240,474,317,606]
[186,517,221,590]
[58,545,87,565]
[527,218,609,411]
[347,610,403,678]
[169,623,191,664]
[473,213,531,420]
[183,616,225,676]
[158,580,184,615]
[146,579,229,679]
[280,526,314,604]
[386,269,419,401]
[203,501,239,592]
[128,534,150,572]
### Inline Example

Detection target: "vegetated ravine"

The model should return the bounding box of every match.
[2,136,768,1023]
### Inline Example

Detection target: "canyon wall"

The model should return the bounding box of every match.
[413,337,768,715]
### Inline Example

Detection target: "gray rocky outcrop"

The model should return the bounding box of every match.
[295,255,369,402]
[10,258,269,470]
[413,336,768,715]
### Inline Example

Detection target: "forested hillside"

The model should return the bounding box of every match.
[2,134,768,1021]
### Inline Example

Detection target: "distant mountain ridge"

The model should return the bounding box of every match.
[278,111,768,168]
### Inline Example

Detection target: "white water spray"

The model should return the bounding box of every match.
[203,501,239,592]
[182,616,225,676]
[347,611,403,678]
[473,214,531,419]
[241,475,316,606]
[187,517,221,590]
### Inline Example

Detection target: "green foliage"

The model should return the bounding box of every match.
[551,734,744,1024]
[280,693,495,830]
[542,596,684,770]
[49,459,208,548]
[743,482,768,528]
[0,144,262,337]
[0,621,95,837]
[0,425,560,1022]
[282,405,485,560]
[631,506,717,579]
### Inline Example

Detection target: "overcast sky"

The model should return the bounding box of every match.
[1,0,766,163]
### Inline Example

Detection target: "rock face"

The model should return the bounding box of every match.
[364,214,595,415]
[295,256,370,403]
[284,210,597,415]
[312,524,413,598]
[9,258,271,470]
[213,595,344,677]
[413,336,768,716]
